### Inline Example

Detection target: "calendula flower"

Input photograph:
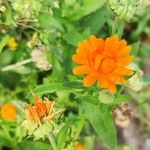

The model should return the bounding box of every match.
[21,96,64,140]
[75,144,85,150]
[7,37,18,51]
[72,35,134,93]
[0,103,17,121]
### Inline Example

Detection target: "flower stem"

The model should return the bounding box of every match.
[0,58,33,72]
[48,134,57,150]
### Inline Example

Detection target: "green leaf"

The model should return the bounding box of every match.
[76,93,99,105]
[130,42,140,56]
[63,28,90,46]
[17,141,51,150]
[0,35,10,54]
[33,83,71,96]
[38,13,64,32]
[82,102,117,149]
[63,0,106,20]
[80,8,107,34]
[139,43,150,57]
[62,81,84,89]
[112,95,130,105]
[56,125,69,149]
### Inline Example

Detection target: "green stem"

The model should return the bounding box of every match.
[0,58,32,72]
[111,17,118,35]
[48,134,57,150]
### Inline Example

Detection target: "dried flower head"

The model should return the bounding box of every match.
[21,96,64,140]
[113,103,134,128]
[31,48,52,71]
[72,35,134,93]
[127,63,143,92]
[0,103,17,121]
[7,37,18,51]
[24,96,63,125]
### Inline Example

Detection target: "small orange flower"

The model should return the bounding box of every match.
[75,144,85,150]
[72,35,134,93]
[0,103,17,121]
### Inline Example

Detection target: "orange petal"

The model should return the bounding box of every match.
[117,56,134,67]
[108,82,116,93]
[72,54,88,65]
[115,68,134,76]
[73,66,91,75]
[104,35,119,52]
[116,46,131,58]
[94,54,103,70]
[108,73,126,84]
[83,74,97,87]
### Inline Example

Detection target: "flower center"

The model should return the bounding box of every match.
[101,58,116,74]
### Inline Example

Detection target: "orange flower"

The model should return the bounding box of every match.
[75,144,85,150]
[72,35,134,93]
[0,103,17,121]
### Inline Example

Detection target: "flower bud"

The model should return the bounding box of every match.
[98,90,114,104]
[107,0,142,21]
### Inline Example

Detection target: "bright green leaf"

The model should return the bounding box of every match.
[82,101,117,149]
[56,125,69,149]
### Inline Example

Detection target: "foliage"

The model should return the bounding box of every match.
[0,0,150,150]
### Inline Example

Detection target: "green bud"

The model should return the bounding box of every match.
[107,0,142,21]
[98,90,114,104]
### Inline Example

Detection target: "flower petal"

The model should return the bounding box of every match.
[73,65,92,75]
[83,74,97,87]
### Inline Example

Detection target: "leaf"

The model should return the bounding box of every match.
[80,8,107,34]
[112,95,130,105]
[63,0,106,20]
[62,81,84,89]
[76,93,99,105]
[63,28,90,46]
[130,42,140,56]
[33,83,71,96]
[56,125,69,149]
[17,141,51,150]
[82,101,117,149]
[139,43,150,57]
[0,35,10,54]
[38,13,64,32]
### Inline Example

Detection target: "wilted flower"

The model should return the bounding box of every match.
[127,63,143,92]
[31,48,52,71]
[7,37,18,51]
[21,96,64,140]
[113,103,134,128]
[0,103,17,121]
[73,35,134,93]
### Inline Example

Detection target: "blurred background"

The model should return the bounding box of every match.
[0,0,150,150]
